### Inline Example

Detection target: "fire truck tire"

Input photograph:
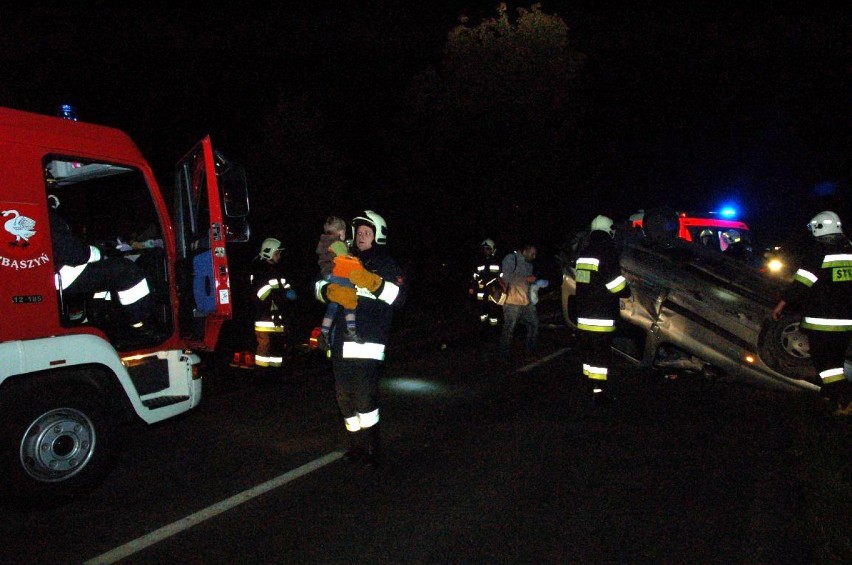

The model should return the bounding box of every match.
[0,382,118,502]
[757,313,817,384]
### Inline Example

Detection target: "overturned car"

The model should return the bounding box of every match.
[561,217,829,393]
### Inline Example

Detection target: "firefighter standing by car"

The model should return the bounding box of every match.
[469,238,502,329]
[574,215,630,404]
[773,211,852,415]
[315,210,406,468]
[248,237,296,369]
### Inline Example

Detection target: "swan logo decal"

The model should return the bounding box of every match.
[0,205,50,271]
[3,209,37,247]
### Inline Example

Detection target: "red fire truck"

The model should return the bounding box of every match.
[0,106,249,500]
[630,209,752,252]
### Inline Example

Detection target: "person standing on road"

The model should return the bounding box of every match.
[498,243,542,360]
[773,210,852,415]
[250,237,296,369]
[574,215,630,404]
[314,210,406,467]
[469,238,502,330]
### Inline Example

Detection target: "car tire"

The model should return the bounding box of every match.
[0,380,119,503]
[757,313,816,383]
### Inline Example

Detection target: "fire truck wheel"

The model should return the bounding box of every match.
[0,382,118,502]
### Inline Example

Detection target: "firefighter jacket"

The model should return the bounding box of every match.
[315,245,406,361]
[50,208,103,287]
[782,234,852,332]
[251,259,295,331]
[471,252,502,302]
[574,231,629,332]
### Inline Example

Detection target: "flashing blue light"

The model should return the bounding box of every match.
[719,206,737,218]
[56,104,78,121]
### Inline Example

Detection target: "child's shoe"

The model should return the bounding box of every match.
[344,329,364,343]
[317,332,331,352]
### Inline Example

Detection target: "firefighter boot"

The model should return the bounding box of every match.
[362,423,381,469]
[243,351,255,369]
[343,430,365,463]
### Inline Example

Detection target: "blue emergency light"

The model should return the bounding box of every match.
[56,104,78,121]
[716,201,741,218]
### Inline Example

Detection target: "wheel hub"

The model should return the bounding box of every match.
[780,322,809,359]
[20,408,95,482]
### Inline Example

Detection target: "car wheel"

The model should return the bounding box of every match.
[0,381,118,502]
[757,313,816,382]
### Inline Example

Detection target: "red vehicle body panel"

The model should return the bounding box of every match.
[0,107,230,352]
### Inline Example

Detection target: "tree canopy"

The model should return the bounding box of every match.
[402,3,588,249]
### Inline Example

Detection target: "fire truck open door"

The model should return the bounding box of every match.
[174,136,246,351]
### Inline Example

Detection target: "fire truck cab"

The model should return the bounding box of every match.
[0,106,249,500]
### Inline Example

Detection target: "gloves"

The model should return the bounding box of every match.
[349,268,382,292]
[285,289,296,301]
[115,238,133,253]
[332,255,363,278]
[324,283,357,310]
[329,241,349,257]
[534,279,550,289]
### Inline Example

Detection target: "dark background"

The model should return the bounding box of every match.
[2,3,848,282]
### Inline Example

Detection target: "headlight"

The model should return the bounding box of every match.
[766,258,784,273]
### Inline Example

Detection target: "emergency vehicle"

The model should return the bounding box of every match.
[0,106,249,500]
[630,209,753,252]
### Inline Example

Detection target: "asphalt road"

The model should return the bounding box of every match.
[0,294,847,564]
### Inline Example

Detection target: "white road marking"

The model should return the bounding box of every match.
[518,347,571,372]
[84,450,345,565]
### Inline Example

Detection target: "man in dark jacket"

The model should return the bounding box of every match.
[574,215,630,404]
[314,210,406,467]
[773,211,852,415]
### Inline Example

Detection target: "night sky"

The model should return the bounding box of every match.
[1,3,848,268]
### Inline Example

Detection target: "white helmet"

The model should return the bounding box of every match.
[722,229,742,245]
[807,211,843,237]
[481,238,495,251]
[590,214,614,237]
[351,210,388,245]
[258,237,283,260]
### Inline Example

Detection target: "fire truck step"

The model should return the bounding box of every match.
[143,395,190,409]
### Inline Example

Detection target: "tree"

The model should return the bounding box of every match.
[400,3,586,247]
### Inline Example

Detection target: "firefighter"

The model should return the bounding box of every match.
[574,215,630,404]
[49,197,155,339]
[314,210,406,467]
[699,228,716,249]
[250,237,296,369]
[773,211,852,415]
[469,238,502,328]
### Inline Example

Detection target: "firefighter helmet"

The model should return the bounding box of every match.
[258,237,283,260]
[807,211,843,237]
[590,215,614,237]
[351,210,388,245]
[722,230,742,245]
[481,238,495,251]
